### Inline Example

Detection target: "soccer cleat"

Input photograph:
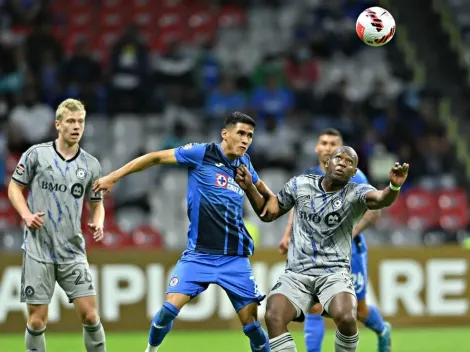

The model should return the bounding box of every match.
[378,322,392,352]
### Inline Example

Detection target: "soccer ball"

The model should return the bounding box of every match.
[356,7,396,47]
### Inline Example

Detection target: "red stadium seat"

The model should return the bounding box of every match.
[99,223,132,248]
[384,194,406,223]
[68,10,94,32]
[131,225,163,248]
[186,6,217,44]
[149,30,183,54]
[405,188,439,230]
[218,5,245,28]
[99,11,127,32]
[438,188,468,230]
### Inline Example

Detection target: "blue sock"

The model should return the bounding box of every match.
[304,313,325,352]
[148,302,180,346]
[243,321,270,351]
[363,305,385,334]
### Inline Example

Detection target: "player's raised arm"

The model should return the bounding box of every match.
[236,165,294,222]
[93,143,206,194]
[364,162,409,210]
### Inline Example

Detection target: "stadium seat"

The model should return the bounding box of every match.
[438,188,468,230]
[100,223,132,248]
[131,225,163,248]
[218,5,245,28]
[405,188,439,230]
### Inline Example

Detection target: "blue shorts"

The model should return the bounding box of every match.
[351,251,368,300]
[166,250,265,312]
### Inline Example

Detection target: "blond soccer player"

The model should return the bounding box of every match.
[8,99,106,352]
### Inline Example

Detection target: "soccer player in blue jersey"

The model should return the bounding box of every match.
[279,128,392,352]
[93,112,274,352]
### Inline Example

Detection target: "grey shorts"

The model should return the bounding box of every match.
[268,270,356,322]
[21,253,96,304]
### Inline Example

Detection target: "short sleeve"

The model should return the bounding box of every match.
[246,159,259,184]
[277,177,297,211]
[354,183,377,205]
[12,147,38,186]
[87,161,103,202]
[174,143,206,168]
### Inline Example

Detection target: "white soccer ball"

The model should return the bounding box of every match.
[356,7,396,47]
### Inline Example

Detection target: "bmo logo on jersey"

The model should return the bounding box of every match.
[324,211,342,227]
[41,182,67,193]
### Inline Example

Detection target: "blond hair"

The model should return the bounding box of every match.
[56,99,86,121]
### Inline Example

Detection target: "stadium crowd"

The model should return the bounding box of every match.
[0,0,466,250]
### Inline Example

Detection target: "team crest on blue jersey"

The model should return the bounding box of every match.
[76,168,87,179]
[183,143,194,150]
[169,277,179,287]
[216,173,228,188]
[332,197,343,210]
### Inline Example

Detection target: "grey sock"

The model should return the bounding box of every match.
[25,325,46,352]
[335,331,359,352]
[270,332,297,352]
[83,321,106,352]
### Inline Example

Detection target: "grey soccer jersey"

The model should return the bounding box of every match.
[277,174,376,275]
[12,141,103,264]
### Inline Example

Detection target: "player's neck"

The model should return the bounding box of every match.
[55,138,79,159]
[220,142,237,162]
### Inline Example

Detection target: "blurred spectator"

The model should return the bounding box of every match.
[4,0,44,25]
[196,41,220,91]
[160,121,190,150]
[206,77,246,120]
[62,39,103,113]
[109,25,149,114]
[154,40,196,106]
[39,49,60,106]
[7,85,54,152]
[250,73,294,126]
[284,44,319,111]
[363,78,391,119]
[24,22,63,74]
[321,78,350,118]
[252,115,296,170]
[252,54,285,88]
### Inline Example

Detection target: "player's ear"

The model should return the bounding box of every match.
[353,167,357,177]
[221,128,228,140]
[55,119,60,131]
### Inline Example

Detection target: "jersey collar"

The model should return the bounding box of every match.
[53,140,81,163]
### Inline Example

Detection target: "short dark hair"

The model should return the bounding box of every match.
[224,112,256,129]
[319,128,343,140]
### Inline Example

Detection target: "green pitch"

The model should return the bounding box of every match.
[0,328,467,351]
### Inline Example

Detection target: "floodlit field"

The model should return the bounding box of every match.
[1,327,468,351]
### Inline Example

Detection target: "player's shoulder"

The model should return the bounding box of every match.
[79,148,101,166]
[24,141,54,156]
[299,173,321,182]
[351,168,369,184]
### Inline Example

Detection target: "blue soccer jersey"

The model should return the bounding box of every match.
[174,142,259,256]
[303,165,369,254]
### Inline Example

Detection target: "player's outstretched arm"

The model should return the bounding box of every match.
[93,149,177,194]
[365,162,409,210]
[8,181,45,229]
[236,165,293,222]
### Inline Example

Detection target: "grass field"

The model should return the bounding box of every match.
[1,328,468,351]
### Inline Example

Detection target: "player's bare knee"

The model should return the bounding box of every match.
[28,316,47,330]
[82,310,100,326]
[334,312,357,335]
[264,307,285,330]
[165,293,191,310]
